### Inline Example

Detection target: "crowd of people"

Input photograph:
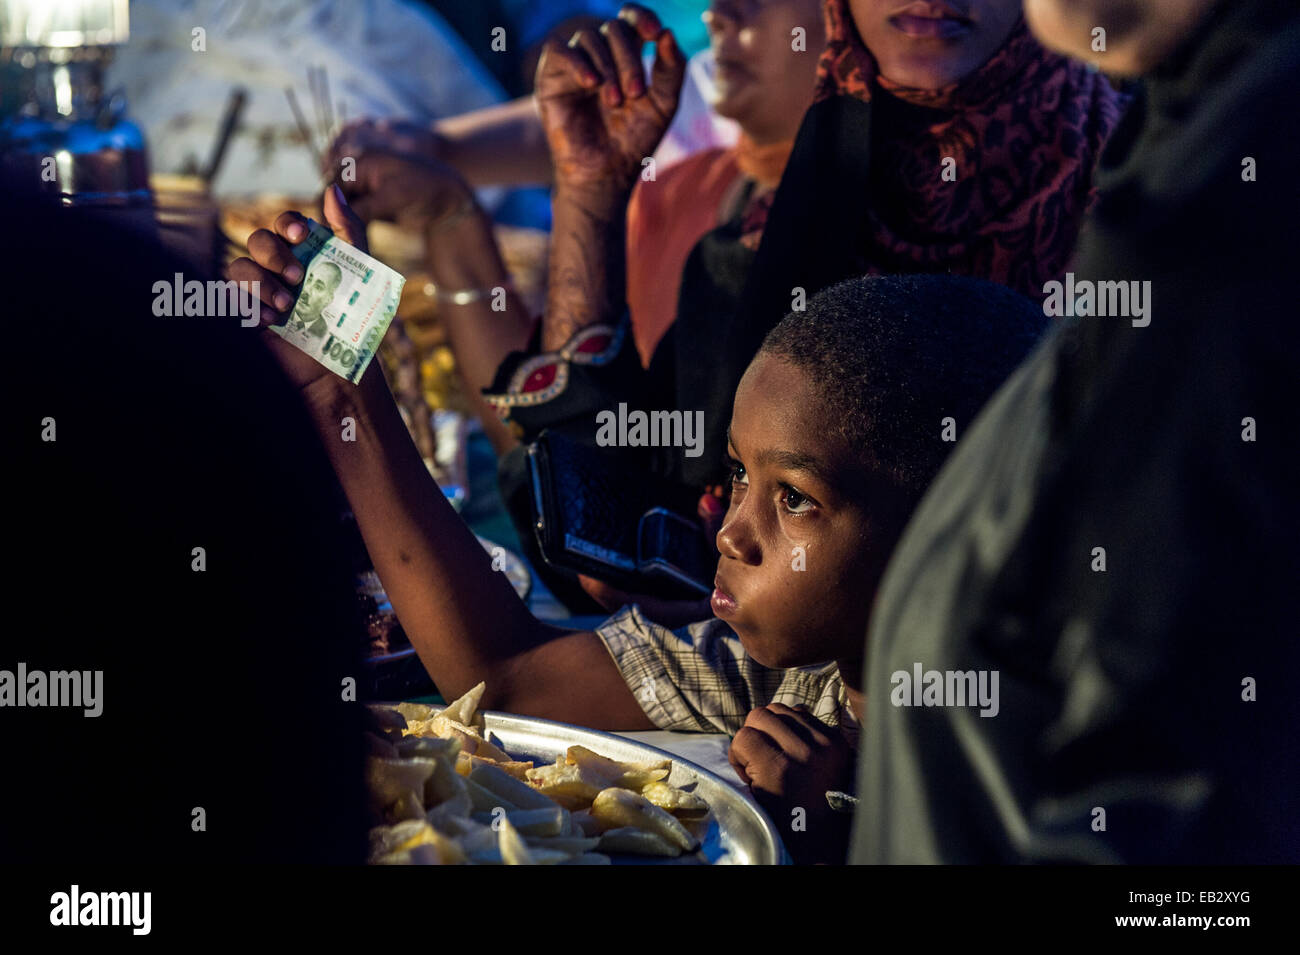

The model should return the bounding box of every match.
[7,0,1296,865]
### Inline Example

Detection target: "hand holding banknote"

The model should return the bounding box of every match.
[228,184,404,392]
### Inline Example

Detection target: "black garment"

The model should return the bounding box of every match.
[493,193,758,611]
[0,196,367,863]
[852,0,1300,864]
[493,95,873,494]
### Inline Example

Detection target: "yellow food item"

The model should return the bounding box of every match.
[363,683,710,864]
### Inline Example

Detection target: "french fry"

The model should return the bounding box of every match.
[591,788,699,852]
[369,819,429,857]
[640,780,710,817]
[463,775,519,814]
[566,745,672,790]
[525,761,611,806]
[368,820,466,865]
[597,827,682,857]
[455,823,499,856]
[440,681,486,726]
[522,835,601,854]
[470,762,560,812]
[470,806,567,837]
[425,791,473,829]
[406,714,515,763]
[394,701,436,723]
[425,757,469,808]
[498,817,532,865]
[498,817,573,865]
[366,757,436,808]
[365,691,715,864]
[395,735,461,761]
[456,751,534,781]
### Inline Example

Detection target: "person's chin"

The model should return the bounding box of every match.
[710,87,756,125]
[733,626,793,669]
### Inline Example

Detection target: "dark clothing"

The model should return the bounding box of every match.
[852,0,1300,863]
[0,197,368,863]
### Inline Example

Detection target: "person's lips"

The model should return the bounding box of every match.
[710,576,738,618]
[714,58,753,82]
[889,2,972,39]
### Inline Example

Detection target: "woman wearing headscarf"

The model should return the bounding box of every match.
[485,1,1127,611]
[851,0,1300,864]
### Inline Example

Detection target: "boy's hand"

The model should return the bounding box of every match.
[226,184,370,394]
[536,3,684,208]
[729,703,855,865]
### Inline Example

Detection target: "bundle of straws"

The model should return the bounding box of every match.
[285,65,346,176]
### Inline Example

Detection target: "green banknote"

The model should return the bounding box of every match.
[271,219,405,384]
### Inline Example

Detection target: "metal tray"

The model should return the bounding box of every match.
[432,706,784,865]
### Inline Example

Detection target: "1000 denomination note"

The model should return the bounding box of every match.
[271,219,405,384]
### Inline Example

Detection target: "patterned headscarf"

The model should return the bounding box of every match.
[808,0,1128,298]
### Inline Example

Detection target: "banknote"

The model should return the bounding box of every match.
[271,219,405,384]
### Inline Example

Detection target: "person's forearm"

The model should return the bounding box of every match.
[541,186,630,352]
[300,367,543,707]
[433,96,553,187]
[425,205,533,394]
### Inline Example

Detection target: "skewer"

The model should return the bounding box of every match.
[307,65,327,147]
[320,65,336,146]
[284,86,322,168]
[202,87,247,185]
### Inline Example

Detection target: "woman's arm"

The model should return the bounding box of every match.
[337,150,532,452]
[328,97,553,189]
[534,6,685,351]
[433,96,553,187]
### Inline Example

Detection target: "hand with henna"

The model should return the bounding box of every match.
[536,3,686,209]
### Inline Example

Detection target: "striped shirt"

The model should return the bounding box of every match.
[596,605,859,740]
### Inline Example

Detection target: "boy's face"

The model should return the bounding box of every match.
[712,352,904,669]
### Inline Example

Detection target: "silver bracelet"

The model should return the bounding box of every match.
[422,281,513,306]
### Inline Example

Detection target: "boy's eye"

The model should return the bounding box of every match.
[728,461,748,486]
[782,486,813,514]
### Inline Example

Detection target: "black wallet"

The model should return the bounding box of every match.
[525,430,714,599]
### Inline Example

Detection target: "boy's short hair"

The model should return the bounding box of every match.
[759,273,1049,498]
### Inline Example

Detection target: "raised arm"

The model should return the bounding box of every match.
[334,149,532,451]
[534,4,685,351]
[328,97,552,189]
[227,187,654,730]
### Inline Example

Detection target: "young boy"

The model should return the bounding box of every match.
[230,189,1047,861]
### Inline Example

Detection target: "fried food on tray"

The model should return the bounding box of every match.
[364,682,712,864]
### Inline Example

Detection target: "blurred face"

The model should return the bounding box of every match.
[704,0,827,144]
[847,0,1022,89]
[1024,0,1217,75]
[711,352,905,669]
